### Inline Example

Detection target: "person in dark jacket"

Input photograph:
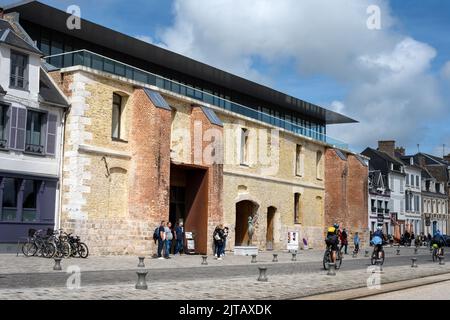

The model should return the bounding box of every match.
[340,228,349,254]
[213,225,225,260]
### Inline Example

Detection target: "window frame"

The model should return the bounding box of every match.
[295,144,303,177]
[9,50,29,90]
[112,93,123,140]
[25,109,46,155]
[0,104,8,149]
[294,193,301,224]
[240,128,249,166]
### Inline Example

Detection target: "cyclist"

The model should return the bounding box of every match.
[325,225,339,263]
[371,226,384,259]
[432,230,446,256]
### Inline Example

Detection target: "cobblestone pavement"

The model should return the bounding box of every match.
[0,246,445,299]
[0,259,449,300]
[359,280,450,300]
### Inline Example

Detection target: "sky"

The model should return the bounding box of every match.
[2,0,449,156]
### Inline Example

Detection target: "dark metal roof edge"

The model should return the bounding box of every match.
[6,1,358,125]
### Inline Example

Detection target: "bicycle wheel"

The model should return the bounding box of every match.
[336,252,343,270]
[371,252,377,265]
[378,250,385,265]
[323,250,330,270]
[78,242,89,259]
[22,242,37,257]
[61,241,72,259]
[43,243,56,258]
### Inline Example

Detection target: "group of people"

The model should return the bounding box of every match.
[154,220,185,259]
[213,225,229,260]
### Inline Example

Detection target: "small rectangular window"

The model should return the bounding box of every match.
[294,193,301,224]
[10,51,28,89]
[1,178,18,221]
[240,128,249,165]
[316,151,323,180]
[25,110,45,154]
[295,145,303,176]
[22,180,38,222]
[112,93,122,139]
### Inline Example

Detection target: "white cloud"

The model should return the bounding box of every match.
[135,35,155,44]
[441,61,450,80]
[154,0,445,152]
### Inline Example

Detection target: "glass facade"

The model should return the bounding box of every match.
[23,21,348,149]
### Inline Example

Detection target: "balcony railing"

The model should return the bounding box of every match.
[371,207,377,213]
[45,50,349,150]
[25,143,44,154]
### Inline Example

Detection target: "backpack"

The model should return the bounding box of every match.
[153,227,160,241]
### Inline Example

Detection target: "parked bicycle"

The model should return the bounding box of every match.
[22,229,56,258]
[66,233,89,259]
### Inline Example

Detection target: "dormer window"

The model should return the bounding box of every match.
[9,51,28,90]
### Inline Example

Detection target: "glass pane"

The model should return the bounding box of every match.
[112,104,120,138]
[22,209,37,222]
[2,178,18,208]
[0,106,4,140]
[23,180,37,209]
[2,208,16,221]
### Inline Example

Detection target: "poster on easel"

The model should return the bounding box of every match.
[287,231,299,252]
[185,232,195,253]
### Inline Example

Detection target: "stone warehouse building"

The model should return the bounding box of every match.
[3,2,363,255]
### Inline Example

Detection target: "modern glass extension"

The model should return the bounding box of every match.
[45,50,349,150]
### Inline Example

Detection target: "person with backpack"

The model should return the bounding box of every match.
[156,221,166,259]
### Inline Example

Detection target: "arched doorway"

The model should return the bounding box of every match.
[235,200,258,246]
[266,207,277,250]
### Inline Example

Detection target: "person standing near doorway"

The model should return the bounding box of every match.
[165,222,174,258]
[158,221,166,259]
[174,222,184,255]
[221,227,229,257]
[340,228,348,254]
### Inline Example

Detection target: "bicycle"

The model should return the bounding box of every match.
[371,245,385,265]
[67,233,89,258]
[22,229,56,258]
[49,229,72,259]
[432,245,444,262]
[323,245,343,270]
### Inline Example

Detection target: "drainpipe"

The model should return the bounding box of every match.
[56,108,68,230]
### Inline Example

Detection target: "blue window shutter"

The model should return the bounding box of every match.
[15,108,27,151]
[9,107,17,149]
[46,113,57,156]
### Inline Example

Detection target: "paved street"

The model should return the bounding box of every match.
[360,280,450,300]
[0,246,449,299]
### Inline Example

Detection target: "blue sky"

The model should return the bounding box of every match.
[2,0,449,156]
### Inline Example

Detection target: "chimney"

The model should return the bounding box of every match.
[444,154,450,163]
[395,147,405,157]
[378,141,396,158]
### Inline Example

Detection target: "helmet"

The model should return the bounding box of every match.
[432,243,439,249]
[328,227,336,234]
[377,226,383,231]
[333,223,339,229]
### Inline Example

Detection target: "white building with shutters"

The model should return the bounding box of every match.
[0,16,69,247]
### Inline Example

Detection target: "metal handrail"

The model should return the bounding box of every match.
[45,49,350,150]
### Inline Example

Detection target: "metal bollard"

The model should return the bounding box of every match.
[439,256,445,265]
[411,258,418,268]
[258,267,268,282]
[272,254,278,263]
[396,248,400,256]
[201,256,208,265]
[414,247,418,255]
[291,251,297,262]
[135,270,148,290]
[251,254,257,263]
[364,250,369,258]
[327,263,336,276]
[138,257,145,268]
[53,258,62,271]
[352,251,357,258]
